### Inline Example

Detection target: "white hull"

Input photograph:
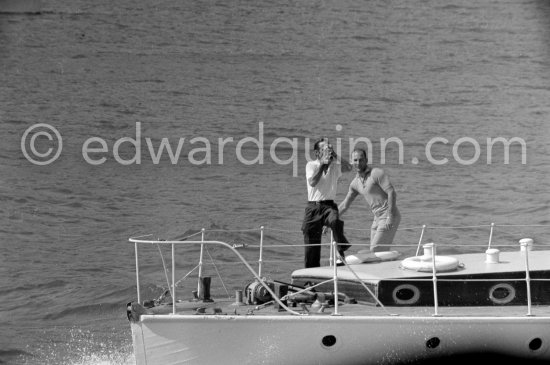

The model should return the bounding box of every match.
[131,313,550,364]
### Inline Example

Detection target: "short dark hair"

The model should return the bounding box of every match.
[313,137,328,152]
[353,148,368,161]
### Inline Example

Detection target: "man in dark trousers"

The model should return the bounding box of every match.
[301,137,352,268]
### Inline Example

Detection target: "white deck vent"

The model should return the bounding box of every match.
[422,243,434,257]
[485,248,500,263]
[519,238,534,252]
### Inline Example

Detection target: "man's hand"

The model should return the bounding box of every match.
[385,216,394,230]
[320,145,334,165]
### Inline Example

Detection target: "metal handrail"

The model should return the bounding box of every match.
[130,223,548,317]
[129,237,304,316]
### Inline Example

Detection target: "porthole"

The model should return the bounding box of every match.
[528,337,543,351]
[321,335,337,348]
[488,283,516,305]
[426,337,440,349]
[392,284,420,305]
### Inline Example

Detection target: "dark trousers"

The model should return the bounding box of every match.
[301,201,350,268]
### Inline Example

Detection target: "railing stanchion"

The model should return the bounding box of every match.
[135,242,141,304]
[172,243,176,315]
[431,243,440,317]
[198,228,205,298]
[415,225,426,256]
[332,240,341,316]
[259,226,264,278]
[329,231,334,266]
[488,222,495,249]
[521,241,533,316]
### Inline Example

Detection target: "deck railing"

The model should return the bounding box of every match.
[129,223,549,317]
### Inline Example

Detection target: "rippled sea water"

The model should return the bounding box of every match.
[1,0,550,363]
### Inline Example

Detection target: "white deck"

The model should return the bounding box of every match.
[292,249,550,282]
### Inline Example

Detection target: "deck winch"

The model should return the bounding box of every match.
[244,279,290,306]
[244,280,274,304]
